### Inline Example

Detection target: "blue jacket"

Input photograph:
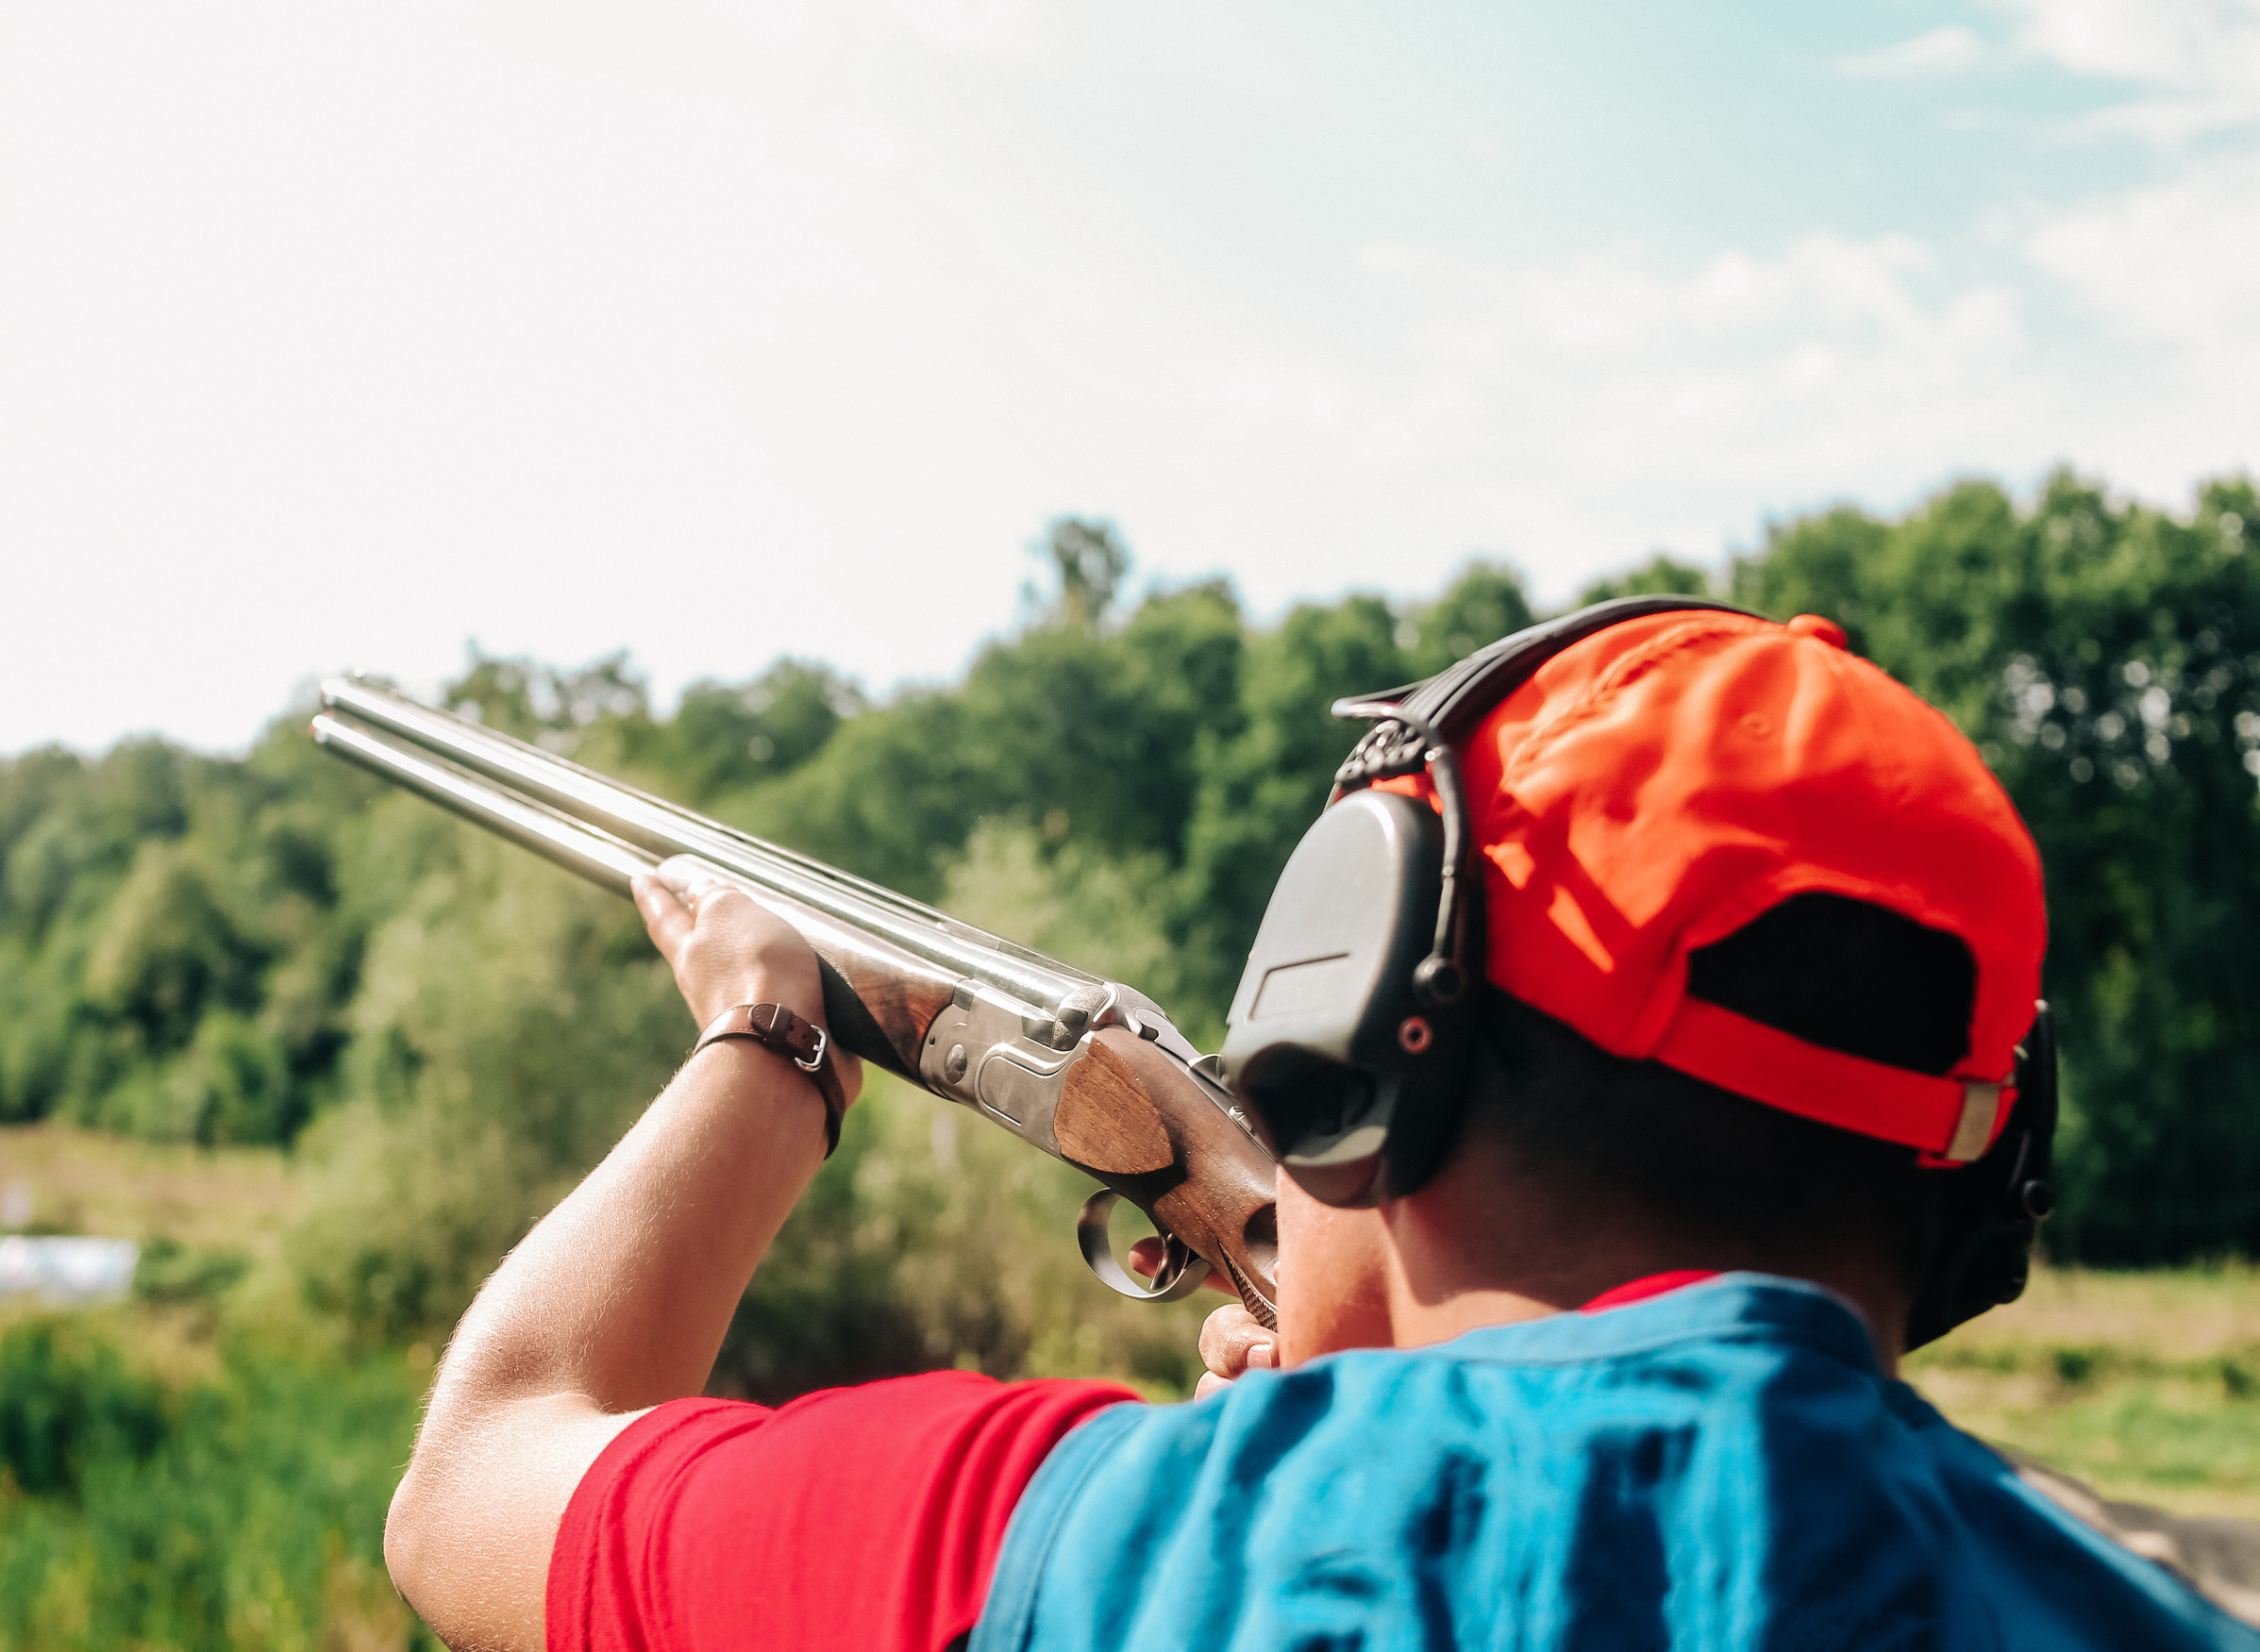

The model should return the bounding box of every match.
[973,1275,2255,1650]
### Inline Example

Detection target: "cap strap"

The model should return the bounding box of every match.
[1655,996,2010,1160]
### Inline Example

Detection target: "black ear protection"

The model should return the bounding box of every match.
[1218,597,2056,1344]
[1220,596,1752,1205]
[1904,1006,2057,1348]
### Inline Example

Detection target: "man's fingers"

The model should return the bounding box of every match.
[655,855,727,907]
[631,874,694,959]
[1125,1236,1238,1295]
[1197,1302,1276,1388]
[644,856,838,1055]
[1123,1252,1278,1398]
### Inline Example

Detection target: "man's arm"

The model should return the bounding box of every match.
[383,860,861,1652]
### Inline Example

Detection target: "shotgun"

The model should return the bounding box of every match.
[310,679,1280,1328]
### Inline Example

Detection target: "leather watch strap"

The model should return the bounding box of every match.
[691,1002,846,1156]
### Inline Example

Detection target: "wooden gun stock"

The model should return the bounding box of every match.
[1057,1030,1280,1321]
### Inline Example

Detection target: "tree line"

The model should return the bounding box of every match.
[2,471,2256,1366]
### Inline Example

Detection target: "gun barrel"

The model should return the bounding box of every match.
[311,713,657,894]
[320,677,1097,1020]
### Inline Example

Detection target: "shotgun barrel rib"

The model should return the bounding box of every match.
[313,679,1280,1328]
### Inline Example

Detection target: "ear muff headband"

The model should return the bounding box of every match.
[1323,703,1474,1010]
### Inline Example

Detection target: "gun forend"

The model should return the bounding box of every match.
[312,683,1280,1329]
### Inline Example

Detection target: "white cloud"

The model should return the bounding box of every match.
[1148,230,2047,603]
[1993,0,2260,488]
[2029,154,2260,344]
[1836,25,1989,79]
[1992,0,2260,133]
[1995,0,2260,94]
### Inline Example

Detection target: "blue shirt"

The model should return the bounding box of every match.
[972,1275,2256,1650]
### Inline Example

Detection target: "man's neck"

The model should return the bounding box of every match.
[1375,1147,1912,1378]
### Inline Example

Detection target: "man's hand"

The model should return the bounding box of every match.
[634,857,863,1115]
[1193,1301,1278,1398]
[1127,1237,1276,1399]
[637,859,821,1024]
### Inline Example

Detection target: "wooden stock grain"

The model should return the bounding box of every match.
[1057,1027,1281,1327]
[1051,1038,1174,1174]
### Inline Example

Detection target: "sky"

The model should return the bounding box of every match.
[1,0,2255,753]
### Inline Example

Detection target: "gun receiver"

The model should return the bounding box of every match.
[311,679,1280,1328]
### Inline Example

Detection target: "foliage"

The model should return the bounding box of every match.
[1032,516,1132,634]
[0,1312,434,1650]
[0,733,363,1145]
[1905,1262,2260,1518]
[288,834,684,1344]
[0,1322,165,1498]
[1576,552,1713,607]
[5,477,2260,1393]
[130,1240,250,1310]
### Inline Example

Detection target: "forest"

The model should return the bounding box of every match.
[2,467,2258,1643]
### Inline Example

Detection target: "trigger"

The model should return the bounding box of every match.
[1075,1189,1213,1303]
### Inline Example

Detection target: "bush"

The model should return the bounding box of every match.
[0,1323,166,1497]
[0,1317,434,1649]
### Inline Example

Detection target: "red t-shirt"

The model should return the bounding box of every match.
[547,1274,1721,1651]
[547,1370,1136,1652]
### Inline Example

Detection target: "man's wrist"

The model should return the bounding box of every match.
[692,976,824,1033]
[687,1001,847,1156]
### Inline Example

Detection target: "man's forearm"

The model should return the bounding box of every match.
[386,1037,828,1648]
[439,1040,827,1415]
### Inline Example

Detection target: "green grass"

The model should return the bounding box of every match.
[1907,1264,2260,1518]
[0,1126,436,1650]
[0,1309,436,1651]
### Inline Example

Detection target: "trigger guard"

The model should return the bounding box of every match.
[1077,1189,1212,1304]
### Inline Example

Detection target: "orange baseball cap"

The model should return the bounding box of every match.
[1399,609,2045,1161]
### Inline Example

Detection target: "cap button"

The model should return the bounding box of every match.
[1786,614,1849,650]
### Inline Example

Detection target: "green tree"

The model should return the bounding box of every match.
[1578,551,1714,607]
[1401,561,1536,677]
[652,660,864,802]
[444,649,648,742]
[13,476,2260,1328]
[1175,594,1406,1017]
[1036,516,1132,634]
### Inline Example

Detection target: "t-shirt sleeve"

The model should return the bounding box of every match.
[546,1370,1140,1652]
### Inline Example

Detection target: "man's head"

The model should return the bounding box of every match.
[1436,607,2042,1152]
[1232,603,2050,1363]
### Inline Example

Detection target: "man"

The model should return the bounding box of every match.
[383,606,2258,1649]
